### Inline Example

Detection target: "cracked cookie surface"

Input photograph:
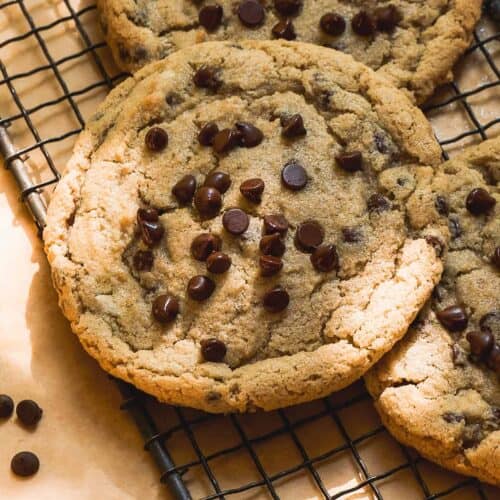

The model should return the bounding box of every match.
[44,41,443,412]
[366,138,500,486]
[97,0,481,104]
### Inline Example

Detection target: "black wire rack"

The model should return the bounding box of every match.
[1,1,499,499]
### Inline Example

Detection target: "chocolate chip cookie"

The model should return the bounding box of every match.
[44,41,443,412]
[366,138,500,486]
[97,0,481,103]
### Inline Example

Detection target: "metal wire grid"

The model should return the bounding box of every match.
[0,1,499,498]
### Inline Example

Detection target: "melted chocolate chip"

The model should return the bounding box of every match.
[260,233,286,257]
[492,247,500,269]
[374,5,402,33]
[480,311,500,332]
[336,151,363,172]
[145,127,168,152]
[235,122,263,147]
[204,171,232,193]
[259,255,283,277]
[320,13,346,36]
[137,207,159,223]
[443,412,465,424]
[238,0,265,27]
[425,236,445,257]
[367,194,391,212]
[311,244,339,272]
[206,252,232,274]
[193,66,221,90]
[201,338,226,362]
[263,214,289,236]
[172,174,196,204]
[198,122,219,146]
[462,423,482,449]
[11,452,39,477]
[16,400,43,426]
[281,113,307,138]
[295,221,324,253]
[466,330,494,358]
[133,250,154,271]
[152,295,179,323]
[0,394,14,419]
[272,19,296,40]
[191,233,222,261]
[213,128,241,154]
[263,286,290,312]
[199,4,223,31]
[342,227,362,243]
[487,344,500,374]
[274,0,302,16]
[187,275,216,301]
[139,219,164,247]
[435,195,449,216]
[466,188,496,215]
[222,208,250,235]
[436,305,468,332]
[194,187,222,218]
[352,11,376,36]
[281,160,308,191]
[240,178,265,203]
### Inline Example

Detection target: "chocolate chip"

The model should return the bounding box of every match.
[374,5,402,33]
[336,151,363,172]
[487,344,500,374]
[139,219,164,247]
[194,187,222,218]
[435,195,449,216]
[238,0,265,27]
[367,194,391,212]
[133,250,154,271]
[137,207,159,223]
[272,19,296,40]
[425,236,445,257]
[198,122,219,146]
[145,127,168,152]
[11,452,39,477]
[263,286,290,312]
[281,114,307,138]
[492,247,500,269]
[199,4,223,31]
[187,275,216,301]
[352,11,376,36]
[311,244,338,272]
[201,338,226,362]
[479,311,500,332]
[166,92,183,106]
[213,128,241,154]
[16,400,43,426]
[374,132,389,153]
[320,13,346,36]
[152,295,179,323]
[260,233,286,257]
[259,255,283,276]
[191,233,222,261]
[206,252,232,274]
[295,220,324,253]
[442,412,465,424]
[0,394,14,418]
[223,208,249,235]
[466,188,496,215]
[193,66,221,90]
[240,178,265,203]
[466,330,494,358]
[281,160,308,191]
[436,305,468,332]
[204,171,232,194]
[263,214,289,236]
[235,122,263,147]
[274,0,302,16]
[172,174,196,204]
[342,227,362,243]
[448,216,462,239]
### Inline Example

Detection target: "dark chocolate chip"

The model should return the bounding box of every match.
[166,92,183,106]
[281,114,307,138]
[259,255,283,277]
[263,286,290,312]
[204,171,232,193]
[198,122,219,146]
[367,193,391,212]
[336,151,363,172]
[193,66,221,90]
[133,250,154,271]
[222,208,249,235]
[0,394,14,419]
[435,195,449,216]
[238,0,265,27]
[295,220,324,253]
[263,214,289,236]
[145,127,168,152]
[466,188,496,215]
[16,400,43,426]
[11,452,39,477]
[479,311,500,332]
[187,275,216,301]
[152,295,179,323]
[260,233,286,257]
[311,244,339,272]
[199,4,223,31]
[436,305,468,332]
[172,174,197,204]
[466,330,494,358]
[374,5,402,33]
[281,160,307,191]
[139,219,164,247]
[487,344,500,374]
[492,246,500,269]
[272,19,296,40]
[194,187,222,218]
[442,412,465,424]
[274,0,302,16]
[448,216,462,239]
[240,178,265,203]
[191,233,222,261]
[201,338,226,362]
[137,207,159,223]
[425,236,445,257]
[235,122,264,147]
[342,227,362,243]
[352,11,376,36]
[320,13,346,36]
[206,252,232,274]
[213,128,241,154]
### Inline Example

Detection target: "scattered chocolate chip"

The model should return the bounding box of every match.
[272,19,296,40]
[223,208,250,235]
[191,233,222,261]
[204,171,232,193]
[425,236,445,257]
[213,128,241,154]
[193,66,221,90]
[201,338,226,362]
[274,0,302,16]
[374,5,401,33]
[260,233,286,257]
[187,275,216,301]
[336,151,363,172]
[263,214,289,236]
[133,250,154,271]
[281,160,308,191]
[259,255,283,276]
[11,452,39,477]
[492,247,500,269]
[198,122,219,146]
[0,394,14,418]
[367,194,391,212]
[16,400,43,427]
[172,174,197,204]
[206,252,232,274]
[152,295,179,323]
[166,93,183,106]
[466,188,496,215]
[139,219,164,247]
[442,412,465,424]
[238,0,265,27]
[235,122,263,147]
[467,330,494,358]
[320,13,346,36]
[199,4,223,31]
[240,178,265,203]
[435,195,449,216]
[487,344,500,374]
[479,311,500,332]
[311,244,338,272]
[194,187,222,218]
[137,207,159,223]
[145,127,168,152]
[352,11,376,36]
[436,305,468,332]
[448,216,462,239]
[295,220,324,253]
[263,286,290,312]
[342,227,362,243]
[281,114,307,138]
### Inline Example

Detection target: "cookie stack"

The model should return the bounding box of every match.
[44,1,499,486]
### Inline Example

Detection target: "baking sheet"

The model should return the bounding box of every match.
[1,1,499,498]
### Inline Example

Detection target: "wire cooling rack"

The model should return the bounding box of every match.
[1,1,499,499]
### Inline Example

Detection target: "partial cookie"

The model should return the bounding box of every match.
[366,138,500,486]
[97,0,481,103]
[45,41,443,412]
